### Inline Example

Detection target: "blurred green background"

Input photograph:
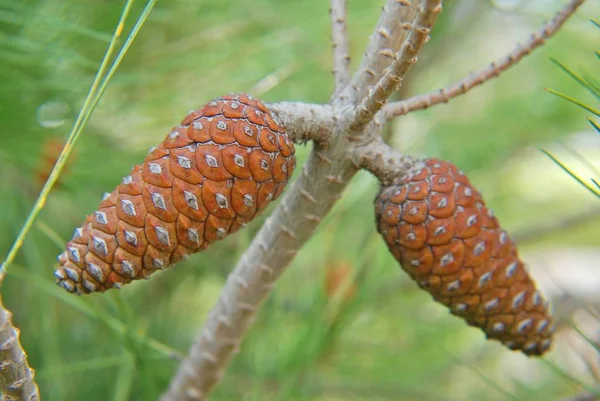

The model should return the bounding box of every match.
[1,0,599,400]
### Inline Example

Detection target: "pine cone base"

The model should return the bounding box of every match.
[374,159,554,356]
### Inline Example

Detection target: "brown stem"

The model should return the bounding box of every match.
[330,0,351,96]
[351,137,421,185]
[351,0,443,130]
[347,0,418,104]
[267,102,334,144]
[383,0,587,120]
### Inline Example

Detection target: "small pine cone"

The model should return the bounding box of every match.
[374,159,554,356]
[54,93,296,295]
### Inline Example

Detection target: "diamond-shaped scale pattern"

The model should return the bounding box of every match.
[374,159,554,356]
[55,93,296,294]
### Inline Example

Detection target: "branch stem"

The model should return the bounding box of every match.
[330,0,351,96]
[161,111,360,401]
[348,0,418,103]
[384,0,587,119]
[351,0,442,130]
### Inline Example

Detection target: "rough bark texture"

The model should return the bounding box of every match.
[351,0,442,129]
[348,0,418,103]
[330,0,351,94]
[0,289,39,401]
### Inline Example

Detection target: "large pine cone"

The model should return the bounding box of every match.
[374,159,554,356]
[55,94,295,295]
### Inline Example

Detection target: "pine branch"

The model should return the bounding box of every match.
[156,1,586,399]
[160,103,357,401]
[348,0,418,103]
[0,283,39,401]
[330,0,351,96]
[351,0,443,130]
[383,0,587,119]
[267,102,334,143]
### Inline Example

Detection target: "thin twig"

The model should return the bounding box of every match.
[348,0,419,103]
[0,284,40,401]
[351,0,443,130]
[383,0,587,120]
[330,0,351,96]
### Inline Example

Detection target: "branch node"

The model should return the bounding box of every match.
[300,189,317,204]
[279,224,297,240]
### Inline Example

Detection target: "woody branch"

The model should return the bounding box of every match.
[330,0,351,95]
[351,0,442,130]
[383,0,586,120]
[161,2,440,400]
[348,0,419,103]
[161,0,586,399]
[0,279,40,401]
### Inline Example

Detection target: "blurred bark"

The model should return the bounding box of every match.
[0,283,39,401]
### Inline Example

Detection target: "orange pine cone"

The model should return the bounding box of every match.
[54,93,295,295]
[374,159,554,356]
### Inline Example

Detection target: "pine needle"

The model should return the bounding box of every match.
[541,149,600,198]
[545,88,600,117]
[0,0,156,281]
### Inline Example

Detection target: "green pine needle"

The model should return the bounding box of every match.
[545,88,600,117]
[0,0,156,279]
[541,149,600,198]
[589,118,600,133]
[550,57,600,100]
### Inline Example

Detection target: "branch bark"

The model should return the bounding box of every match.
[330,0,351,96]
[348,0,418,103]
[0,281,39,401]
[351,137,420,186]
[161,104,360,401]
[266,102,334,144]
[351,0,442,130]
[383,0,587,120]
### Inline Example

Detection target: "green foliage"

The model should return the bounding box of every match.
[543,19,600,198]
[1,1,599,400]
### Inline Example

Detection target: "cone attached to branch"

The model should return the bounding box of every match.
[55,94,296,295]
[374,158,554,356]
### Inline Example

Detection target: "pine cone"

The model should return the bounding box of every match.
[54,94,296,295]
[374,159,554,356]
